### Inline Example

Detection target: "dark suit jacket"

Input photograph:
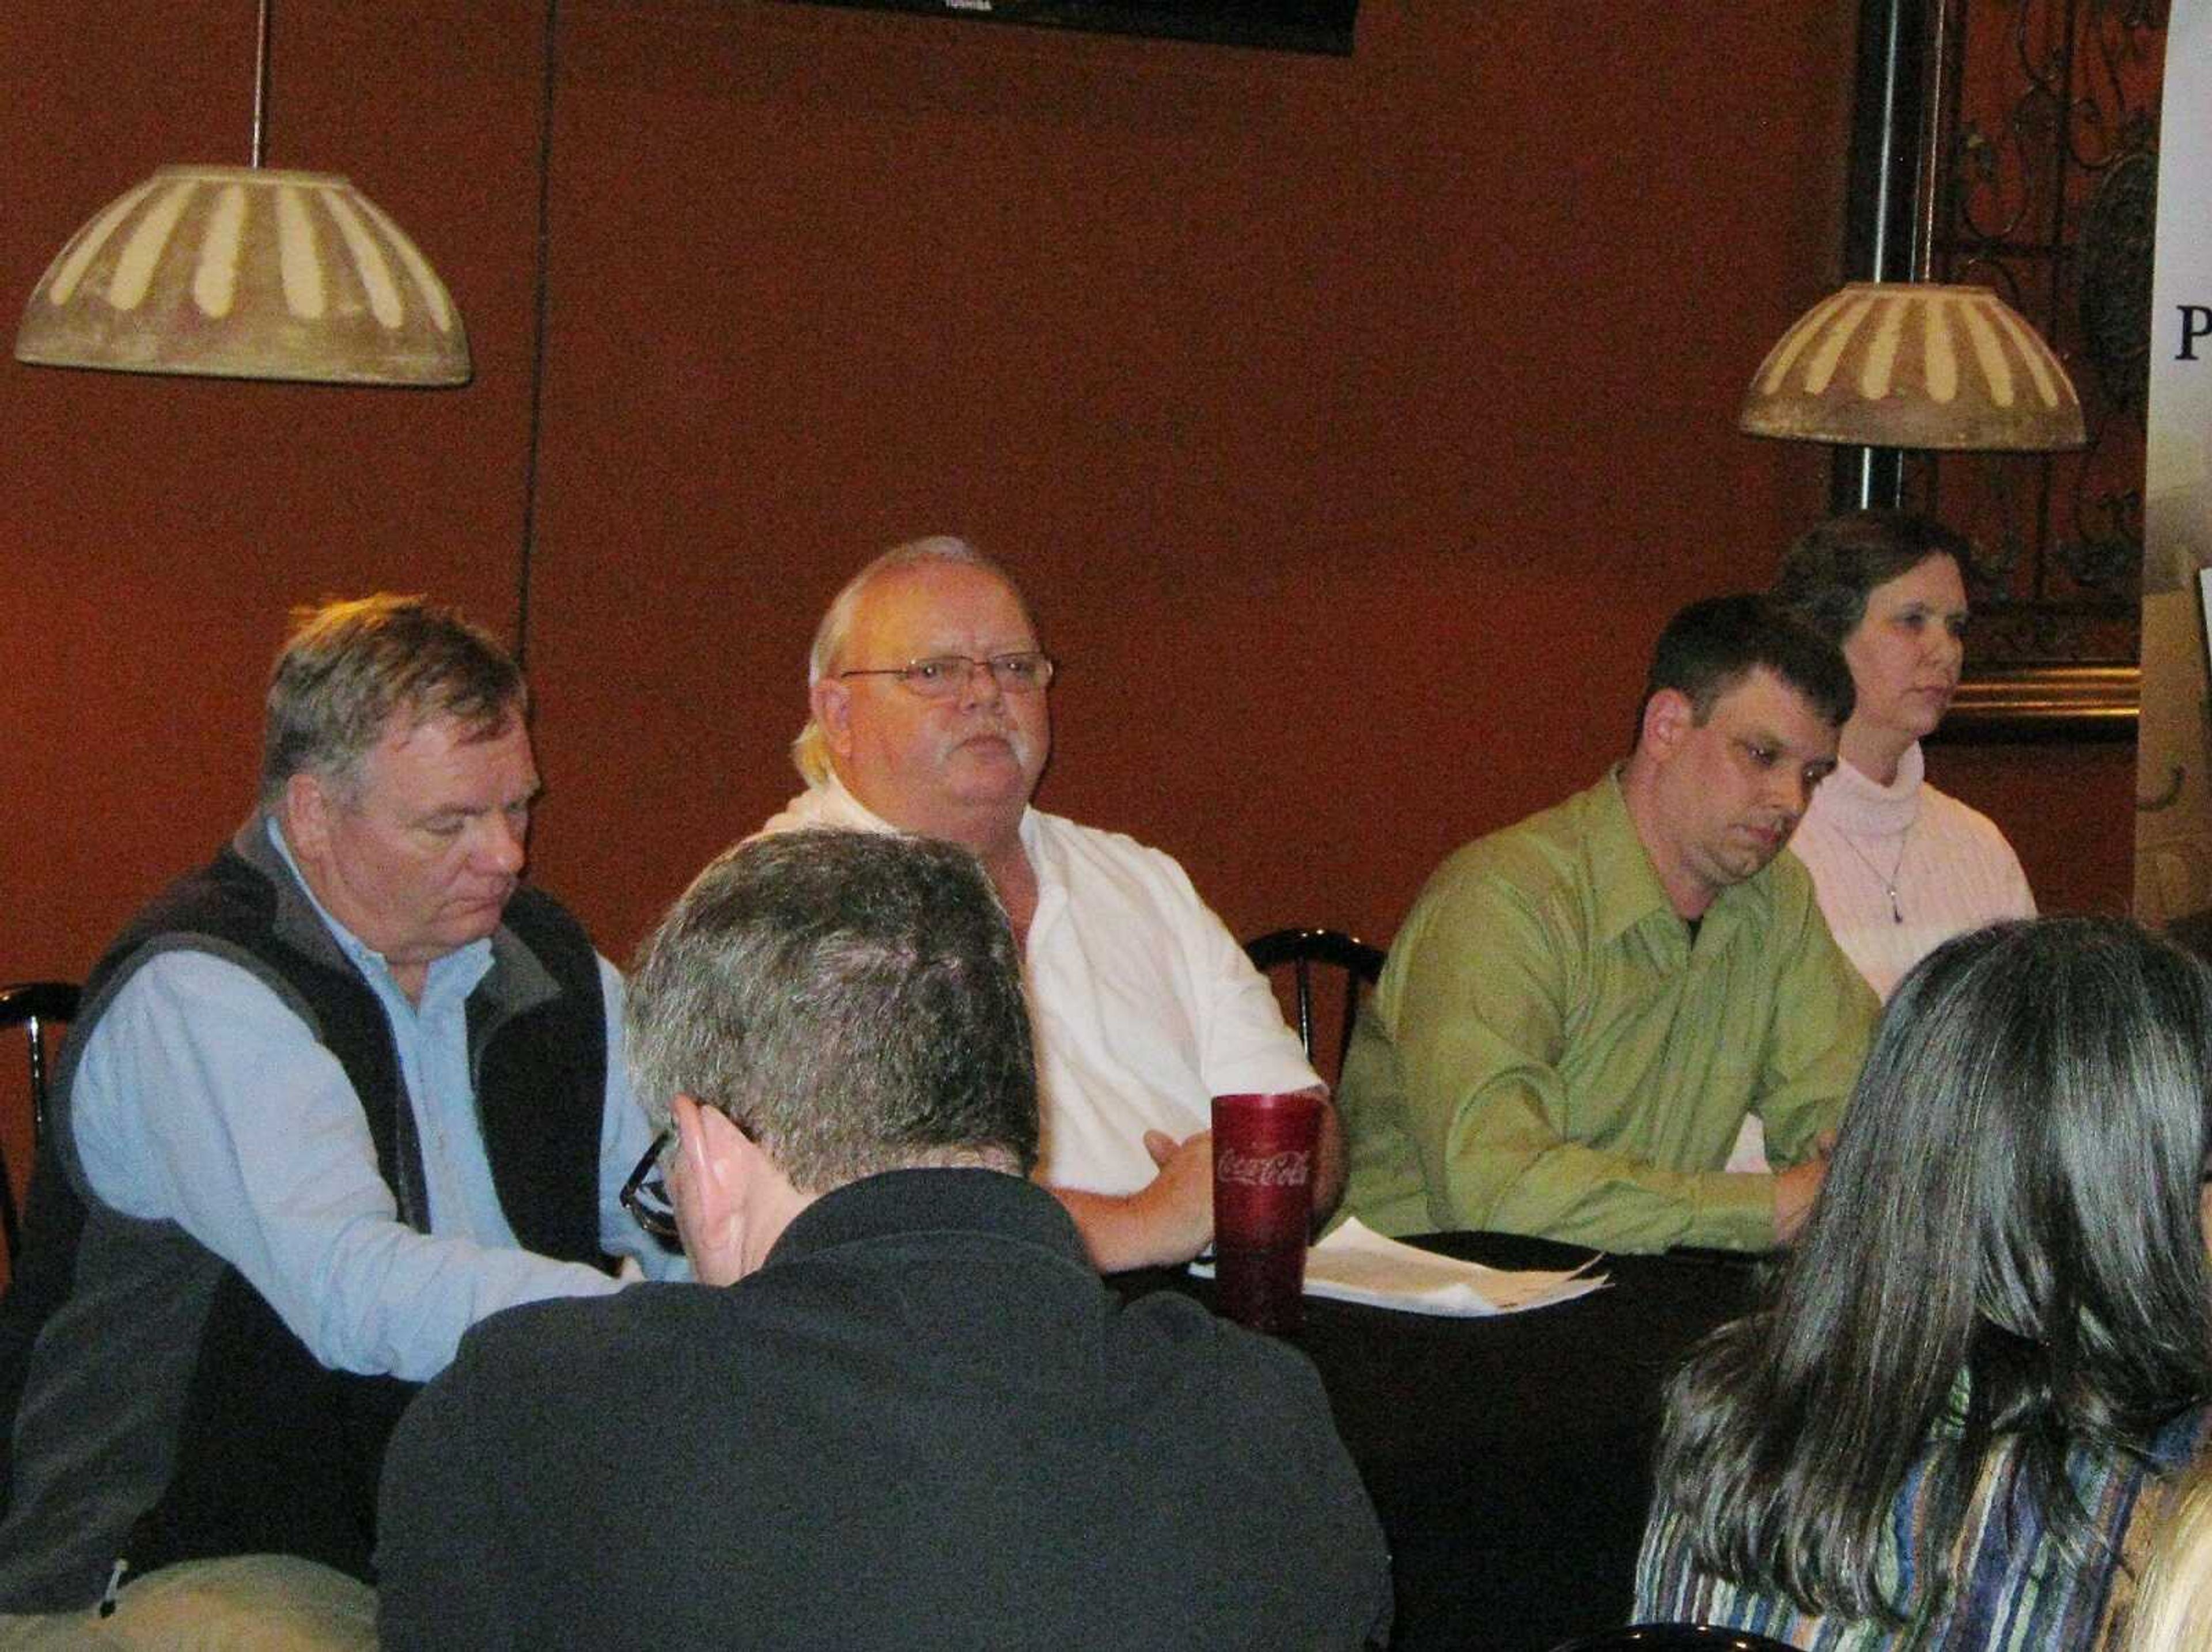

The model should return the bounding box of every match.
[377,1167,1392,1650]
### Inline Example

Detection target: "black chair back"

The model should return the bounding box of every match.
[1243,928,1384,1085]
[0,982,81,1265]
[1549,1626,1799,1652]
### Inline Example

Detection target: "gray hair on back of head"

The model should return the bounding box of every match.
[624,828,1040,1192]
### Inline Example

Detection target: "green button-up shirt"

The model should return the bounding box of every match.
[1339,770,1876,1253]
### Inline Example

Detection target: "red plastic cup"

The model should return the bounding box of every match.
[1211,1091,1322,1336]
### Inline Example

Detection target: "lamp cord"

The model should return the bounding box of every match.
[250,0,272,168]
[514,0,562,670]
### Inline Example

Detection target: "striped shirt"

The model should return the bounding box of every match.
[1634,1400,2212,1649]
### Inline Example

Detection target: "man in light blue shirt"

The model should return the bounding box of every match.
[0,594,678,1647]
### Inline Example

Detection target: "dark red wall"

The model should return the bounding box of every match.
[520,0,1877,953]
[0,2,2131,1174]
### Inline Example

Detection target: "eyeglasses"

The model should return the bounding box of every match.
[620,1131,680,1242]
[834,652,1055,700]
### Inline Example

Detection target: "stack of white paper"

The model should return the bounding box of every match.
[1195,1218,1609,1317]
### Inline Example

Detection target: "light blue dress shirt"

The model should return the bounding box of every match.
[70,818,683,1385]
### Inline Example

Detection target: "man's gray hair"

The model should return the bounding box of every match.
[625,829,1040,1192]
[260,594,526,806]
[789,536,1036,786]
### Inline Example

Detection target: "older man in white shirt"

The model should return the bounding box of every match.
[758,536,1334,1269]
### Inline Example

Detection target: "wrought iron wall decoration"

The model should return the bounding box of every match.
[1852,0,2166,737]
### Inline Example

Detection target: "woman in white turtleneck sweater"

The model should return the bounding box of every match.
[1773,511,2035,1001]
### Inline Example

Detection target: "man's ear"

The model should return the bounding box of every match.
[675,1095,802,1285]
[1639,687,1695,761]
[810,678,857,762]
[282,770,336,859]
[674,1094,745,1211]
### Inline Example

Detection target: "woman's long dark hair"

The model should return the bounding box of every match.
[1650,916,2212,1620]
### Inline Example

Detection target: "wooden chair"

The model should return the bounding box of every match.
[1243,928,1384,1084]
[0,982,80,1265]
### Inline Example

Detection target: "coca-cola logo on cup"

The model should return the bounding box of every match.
[1216,1147,1312,1188]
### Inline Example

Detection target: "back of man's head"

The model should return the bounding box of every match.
[261,593,526,806]
[626,829,1039,1192]
[1636,592,1855,741]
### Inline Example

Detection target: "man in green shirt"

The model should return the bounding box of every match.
[1339,595,1878,1253]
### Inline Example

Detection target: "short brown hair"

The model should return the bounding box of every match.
[1637,593,1855,741]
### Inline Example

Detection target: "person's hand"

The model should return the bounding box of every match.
[1771,1131,1838,1241]
[1048,1130,1217,1271]
[1130,1128,1214,1261]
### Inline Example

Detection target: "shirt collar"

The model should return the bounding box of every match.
[1586,767,1767,952]
[1819,742,1926,835]
[813,772,1046,865]
[809,771,892,831]
[262,813,492,1006]
[1588,768,1680,946]
[762,1166,1088,1275]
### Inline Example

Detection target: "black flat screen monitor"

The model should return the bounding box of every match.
[780,0,1359,55]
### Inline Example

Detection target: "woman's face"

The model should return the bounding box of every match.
[1842,554,1969,748]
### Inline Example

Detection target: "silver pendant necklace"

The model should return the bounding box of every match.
[1838,818,1915,924]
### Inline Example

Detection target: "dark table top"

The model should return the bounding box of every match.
[1113,1233,1762,1652]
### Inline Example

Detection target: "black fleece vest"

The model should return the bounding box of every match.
[0,823,610,1604]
